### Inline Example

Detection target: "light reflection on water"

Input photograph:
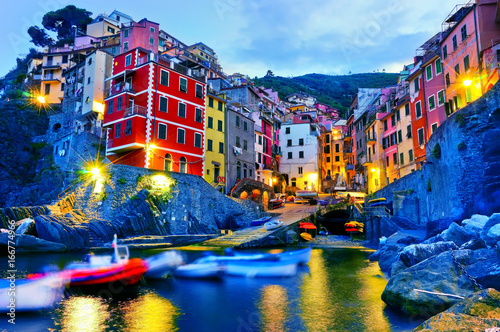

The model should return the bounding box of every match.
[0,248,423,332]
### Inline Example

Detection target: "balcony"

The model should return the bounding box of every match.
[42,61,61,69]
[42,74,60,82]
[362,158,373,166]
[345,164,354,171]
[105,83,136,98]
[367,134,377,146]
[343,132,352,142]
[124,105,148,117]
[106,138,145,154]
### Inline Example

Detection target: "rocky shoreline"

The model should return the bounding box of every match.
[370,213,500,330]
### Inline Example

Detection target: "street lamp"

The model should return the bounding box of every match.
[463,79,472,87]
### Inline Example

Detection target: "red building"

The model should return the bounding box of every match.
[407,60,428,167]
[103,47,207,176]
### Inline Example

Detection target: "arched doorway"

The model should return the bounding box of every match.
[251,189,261,201]
[180,156,187,173]
[262,191,269,210]
[164,153,172,171]
[240,191,248,200]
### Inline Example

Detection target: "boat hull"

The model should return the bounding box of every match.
[68,258,147,287]
[250,216,272,227]
[144,251,184,279]
[174,262,225,279]
[225,260,297,278]
[264,220,283,231]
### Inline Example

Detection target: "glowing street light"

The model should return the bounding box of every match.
[463,79,472,87]
[90,167,100,178]
[37,96,46,104]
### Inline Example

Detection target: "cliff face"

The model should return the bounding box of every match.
[374,82,500,225]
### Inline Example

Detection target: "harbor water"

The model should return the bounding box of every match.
[0,248,424,331]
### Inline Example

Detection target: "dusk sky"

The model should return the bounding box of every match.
[1,0,461,78]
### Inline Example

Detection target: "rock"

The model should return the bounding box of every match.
[400,241,458,267]
[424,222,477,247]
[425,218,454,240]
[461,214,489,234]
[378,245,402,273]
[382,250,477,318]
[14,218,36,236]
[497,241,500,258]
[483,224,500,247]
[34,215,88,250]
[0,233,66,252]
[397,236,419,245]
[369,247,383,261]
[414,288,500,332]
[390,257,408,276]
[285,230,297,245]
[459,238,487,250]
[482,214,500,246]
[465,249,500,290]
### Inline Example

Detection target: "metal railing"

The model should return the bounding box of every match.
[124,105,148,117]
[364,206,391,218]
[105,83,136,97]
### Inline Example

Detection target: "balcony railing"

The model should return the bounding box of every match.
[42,74,60,81]
[43,61,61,68]
[124,105,148,117]
[105,83,136,98]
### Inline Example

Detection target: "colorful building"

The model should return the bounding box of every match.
[408,61,427,167]
[103,47,207,176]
[204,93,227,187]
[120,19,160,54]
[394,80,417,178]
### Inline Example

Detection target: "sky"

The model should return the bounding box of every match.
[0,0,462,78]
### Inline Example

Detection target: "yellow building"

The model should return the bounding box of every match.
[365,115,387,194]
[204,93,227,187]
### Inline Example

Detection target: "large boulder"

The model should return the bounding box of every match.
[426,218,454,240]
[0,233,66,252]
[414,288,500,331]
[377,245,402,273]
[382,250,478,318]
[34,215,88,250]
[459,238,487,250]
[399,241,458,267]
[482,224,500,247]
[14,218,36,236]
[481,213,500,246]
[461,214,489,234]
[465,248,500,290]
[424,222,477,247]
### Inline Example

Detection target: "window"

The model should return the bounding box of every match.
[115,123,121,138]
[466,86,472,103]
[299,138,304,146]
[461,24,467,42]
[418,128,425,146]
[217,120,223,132]
[208,97,214,108]
[386,156,390,167]
[326,157,331,163]
[158,123,167,139]
[125,53,131,66]
[285,127,290,134]
[396,109,400,122]
[287,139,292,147]
[288,152,292,159]
[391,133,396,146]
[258,152,262,163]
[243,121,248,131]
[298,167,303,175]
[443,45,448,60]
[164,153,172,171]
[194,133,202,148]
[108,99,114,114]
[61,82,65,91]
[217,101,223,111]
[432,123,438,133]
[398,130,402,143]
[454,63,460,76]
[196,84,203,99]
[426,65,433,81]
[179,157,186,173]
[335,144,340,153]
[299,151,304,158]
[400,152,404,165]
[236,116,240,128]
[407,124,412,138]
[414,78,420,91]
[124,29,129,38]
[159,96,168,112]
[435,59,442,74]
[88,77,91,85]
[391,115,396,126]
[428,95,436,110]
[150,27,155,33]
[208,117,213,129]
[88,58,92,66]
[464,55,470,72]
[178,103,186,118]
[404,104,409,117]
[117,96,123,110]
[409,149,414,162]
[393,153,398,165]
[446,73,451,88]
[179,77,187,93]
[149,37,154,45]
[384,119,388,131]
[452,35,458,51]
[195,108,202,123]
[437,90,445,106]
[258,136,262,145]
[243,139,248,151]
[62,55,68,64]
[160,70,169,86]
[415,101,422,118]
[219,142,224,153]
[173,128,186,145]
[207,139,213,151]
[111,47,116,55]
[125,120,132,136]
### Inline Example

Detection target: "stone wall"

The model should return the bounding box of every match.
[0,206,49,228]
[373,82,500,225]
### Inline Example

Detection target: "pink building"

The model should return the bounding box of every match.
[120,19,160,54]
[381,111,398,184]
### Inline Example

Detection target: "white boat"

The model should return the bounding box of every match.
[0,274,67,312]
[144,251,184,279]
[264,220,284,231]
[224,260,298,278]
[174,261,226,279]
[232,247,312,265]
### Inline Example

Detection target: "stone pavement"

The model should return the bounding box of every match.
[199,202,318,248]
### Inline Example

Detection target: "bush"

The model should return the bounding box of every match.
[431,143,441,159]
[456,113,466,127]
[406,189,414,195]
[117,178,127,185]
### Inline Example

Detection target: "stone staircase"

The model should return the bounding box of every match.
[200,226,270,248]
[87,228,105,247]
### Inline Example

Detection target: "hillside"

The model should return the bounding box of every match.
[253,73,400,117]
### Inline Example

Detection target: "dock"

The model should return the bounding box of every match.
[199,203,318,248]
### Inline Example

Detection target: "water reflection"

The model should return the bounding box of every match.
[58,296,110,332]
[259,285,289,332]
[122,292,179,332]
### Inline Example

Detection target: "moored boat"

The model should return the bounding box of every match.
[231,247,312,265]
[0,274,67,312]
[144,250,184,279]
[174,261,226,279]
[300,233,313,242]
[250,216,273,227]
[224,260,298,278]
[264,220,283,231]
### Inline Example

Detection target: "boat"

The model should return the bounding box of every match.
[294,197,307,204]
[295,190,318,198]
[174,260,226,279]
[0,274,67,312]
[231,247,311,265]
[264,220,283,231]
[368,197,386,204]
[317,209,350,235]
[344,221,364,233]
[299,222,317,230]
[223,260,298,278]
[64,235,147,287]
[300,233,313,241]
[250,216,273,227]
[270,193,285,209]
[144,251,184,279]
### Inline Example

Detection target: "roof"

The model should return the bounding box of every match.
[109,10,134,21]
[187,42,215,53]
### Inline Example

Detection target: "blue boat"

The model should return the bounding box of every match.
[233,247,312,265]
[250,216,273,226]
